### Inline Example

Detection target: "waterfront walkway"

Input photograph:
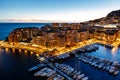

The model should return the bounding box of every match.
[0,41,44,54]
[0,39,120,56]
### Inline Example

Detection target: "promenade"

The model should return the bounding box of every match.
[0,41,44,55]
[0,38,120,56]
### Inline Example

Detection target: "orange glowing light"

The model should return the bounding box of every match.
[111,47,118,55]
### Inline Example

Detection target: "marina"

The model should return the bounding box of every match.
[27,43,120,80]
[78,53,120,75]
[1,41,120,80]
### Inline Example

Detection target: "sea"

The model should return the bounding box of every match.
[0,23,50,40]
[0,23,120,80]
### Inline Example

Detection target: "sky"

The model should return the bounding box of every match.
[0,0,120,22]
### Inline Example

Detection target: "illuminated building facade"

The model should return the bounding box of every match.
[8,23,120,48]
[8,27,39,43]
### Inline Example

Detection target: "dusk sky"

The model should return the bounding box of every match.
[0,0,120,22]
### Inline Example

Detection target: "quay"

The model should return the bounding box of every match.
[0,41,44,55]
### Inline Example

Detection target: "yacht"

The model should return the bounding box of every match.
[28,63,47,72]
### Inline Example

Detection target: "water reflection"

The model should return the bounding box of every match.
[5,48,9,53]
[0,47,40,80]
[0,48,2,52]
[111,47,118,55]
[12,48,15,53]
[30,51,33,54]
[36,53,39,57]
[89,45,120,63]
[19,49,21,53]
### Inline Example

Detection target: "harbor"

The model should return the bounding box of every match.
[27,43,120,80]
[1,41,120,80]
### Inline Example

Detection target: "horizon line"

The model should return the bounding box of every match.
[0,19,97,23]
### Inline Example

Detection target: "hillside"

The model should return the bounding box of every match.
[107,9,120,17]
[86,9,120,25]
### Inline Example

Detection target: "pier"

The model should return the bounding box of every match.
[47,63,73,80]
[41,60,73,80]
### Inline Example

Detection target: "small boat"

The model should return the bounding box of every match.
[109,68,114,74]
[34,70,43,76]
[98,63,104,69]
[28,63,47,72]
[77,74,85,79]
[81,76,89,80]
[53,74,65,80]
[94,64,98,67]
[34,67,56,77]
[47,70,56,77]
[114,70,119,75]
[106,66,110,71]
[41,72,48,77]
[103,66,106,70]
[73,74,77,79]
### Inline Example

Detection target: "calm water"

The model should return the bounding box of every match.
[87,45,120,63]
[0,49,41,80]
[63,45,120,80]
[0,23,50,40]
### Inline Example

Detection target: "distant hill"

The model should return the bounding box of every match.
[107,9,120,17]
[85,9,120,25]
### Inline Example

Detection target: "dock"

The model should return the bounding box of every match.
[47,63,73,80]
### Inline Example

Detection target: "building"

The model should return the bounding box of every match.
[8,23,120,49]
[8,27,39,43]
